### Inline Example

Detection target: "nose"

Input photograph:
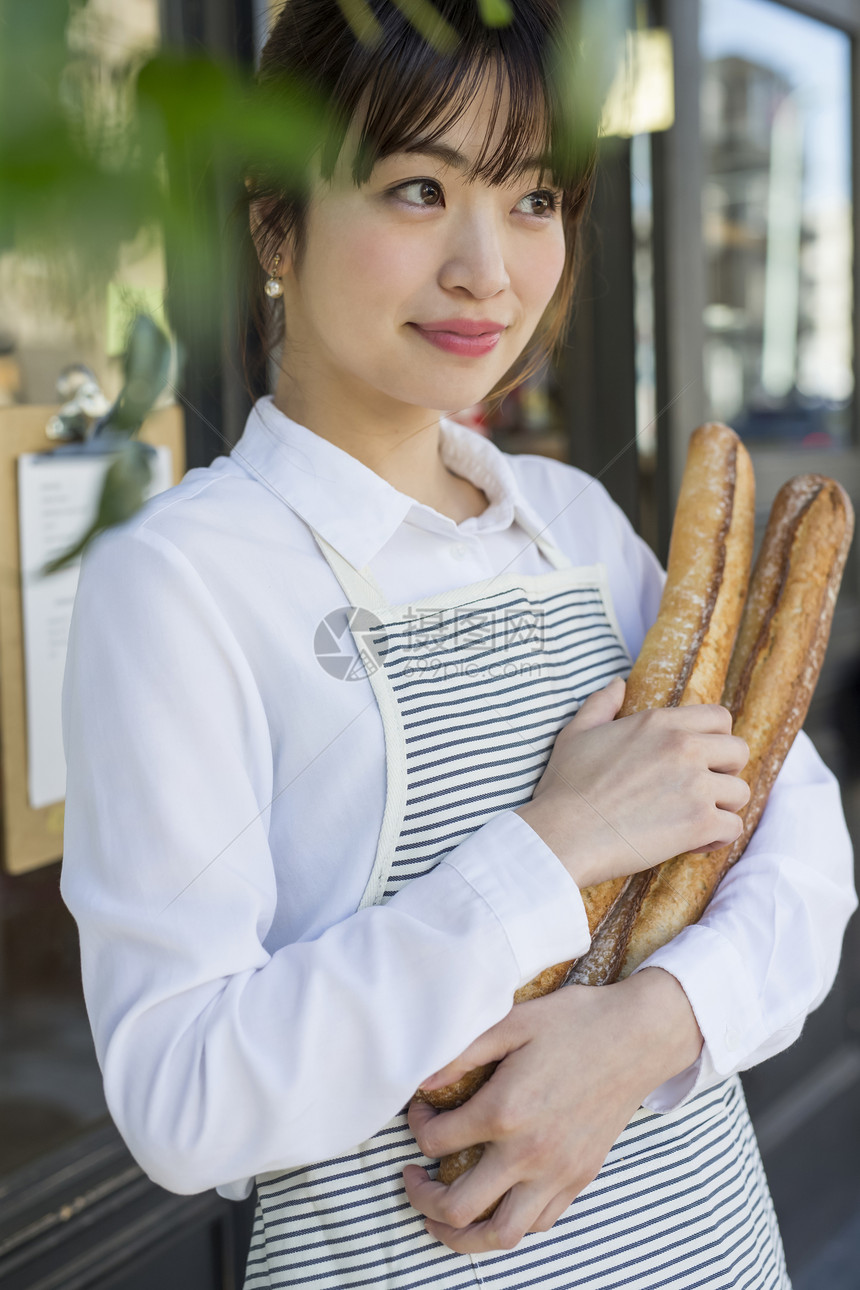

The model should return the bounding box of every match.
[437,208,511,300]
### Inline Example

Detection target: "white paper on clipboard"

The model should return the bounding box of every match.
[17,445,174,809]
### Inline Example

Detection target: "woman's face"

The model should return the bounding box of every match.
[275,79,567,422]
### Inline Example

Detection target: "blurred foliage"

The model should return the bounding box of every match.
[0,0,629,571]
[0,0,330,312]
[477,0,515,25]
[41,314,171,574]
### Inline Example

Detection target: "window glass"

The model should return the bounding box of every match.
[0,0,163,407]
[0,0,162,1181]
[700,0,853,447]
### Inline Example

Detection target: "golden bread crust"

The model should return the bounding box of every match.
[568,425,754,987]
[620,423,753,713]
[618,475,854,978]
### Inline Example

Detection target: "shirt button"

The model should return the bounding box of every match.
[724,1026,742,1051]
[449,543,468,560]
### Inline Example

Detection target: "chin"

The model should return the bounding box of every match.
[402,386,497,418]
[386,368,514,418]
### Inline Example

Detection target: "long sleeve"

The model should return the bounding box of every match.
[59,523,590,1197]
[639,729,856,1110]
[599,488,857,1110]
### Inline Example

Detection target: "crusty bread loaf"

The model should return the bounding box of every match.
[616,475,854,978]
[432,474,853,1210]
[576,424,754,938]
[620,423,755,712]
[567,425,755,986]
[419,425,754,1111]
[419,425,755,1203]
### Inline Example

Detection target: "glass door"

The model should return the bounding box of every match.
[701,0,853,457]
[699,0,859,625]
[652,1,860,1280]
[697,0,860,803]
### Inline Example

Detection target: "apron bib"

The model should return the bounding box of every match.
[243,518,790,1290]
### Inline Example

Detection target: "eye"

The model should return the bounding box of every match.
[516,189,559,218]
[393,179,444,207]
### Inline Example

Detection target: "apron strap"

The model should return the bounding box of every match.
[517,515,574,571]
[310,531,390,615]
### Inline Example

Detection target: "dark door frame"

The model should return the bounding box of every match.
[157,0,262,471]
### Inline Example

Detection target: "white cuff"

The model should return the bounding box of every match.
[633,923,762,1112]
[440,808,592,989]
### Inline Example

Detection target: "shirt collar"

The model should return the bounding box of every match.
[229,395,549,570]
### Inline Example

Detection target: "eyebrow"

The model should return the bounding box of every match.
[399,141,550,179]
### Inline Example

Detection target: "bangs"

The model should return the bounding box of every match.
[334,44,559,192]
[259,0,590,198]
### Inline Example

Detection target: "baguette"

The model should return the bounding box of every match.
[423,424,755,1201]
[616,474,854,978]
[433,473,853,1207]
[577,423,755,939]
[418,424,753,1113]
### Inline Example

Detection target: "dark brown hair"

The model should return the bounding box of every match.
[243,0,598,406]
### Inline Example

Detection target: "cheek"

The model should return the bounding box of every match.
[311,214,423,317]
[513,231,567,313]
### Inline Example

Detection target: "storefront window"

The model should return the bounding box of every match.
[0,0,163,1183]
[700,0,853,447]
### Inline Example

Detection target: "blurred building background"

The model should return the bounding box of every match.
[0,0,858,1286]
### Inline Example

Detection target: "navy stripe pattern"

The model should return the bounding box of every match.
[373,584,629,900]
[245,1077,788,1289]
[243,575,789,1289]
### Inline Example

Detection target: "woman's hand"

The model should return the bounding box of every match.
[403,967,703,1254]
[515,677,751,890]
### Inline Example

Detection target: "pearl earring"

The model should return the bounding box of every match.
[264,254,284,299]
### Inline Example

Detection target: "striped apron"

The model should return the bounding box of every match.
[243,517,790,1289]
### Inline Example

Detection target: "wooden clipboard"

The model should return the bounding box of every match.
[0,404,185,875]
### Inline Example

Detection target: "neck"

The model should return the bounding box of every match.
[272,360,461,507]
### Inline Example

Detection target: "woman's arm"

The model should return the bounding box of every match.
[60,522,591,1196]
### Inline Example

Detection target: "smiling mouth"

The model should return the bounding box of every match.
[409,322,506,357]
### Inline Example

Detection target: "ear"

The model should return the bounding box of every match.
[248,192,294,276]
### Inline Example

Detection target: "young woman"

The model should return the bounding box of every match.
[60,2,855,1287]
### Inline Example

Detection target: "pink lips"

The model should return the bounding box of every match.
[410,318,506,357]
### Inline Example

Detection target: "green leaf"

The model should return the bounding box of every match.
[477,0,514,27]
[40,439,153,575]
[102,313,171,437]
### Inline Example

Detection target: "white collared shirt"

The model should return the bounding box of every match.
[60,395,856,1201]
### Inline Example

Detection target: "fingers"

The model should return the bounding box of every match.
[407,1096,441,1144]
[403,1147,517,1235]
[675,702,734,733]
[408,1171,553,1255]
[529,1188,577,1233]
[702,733,750,774]
[408,1085,506,1161]
[710,769,751,813]
[711,807,746,844]
[568,675,626,731]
